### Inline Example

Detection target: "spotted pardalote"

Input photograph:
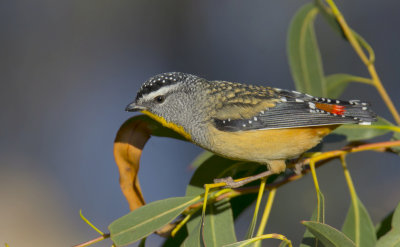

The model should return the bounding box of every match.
[126,72,377,175]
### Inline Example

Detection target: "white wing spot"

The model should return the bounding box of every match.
[309,102,316,109]
[280,97,287,102]
[254,117,258,121]
[295,98,304,102]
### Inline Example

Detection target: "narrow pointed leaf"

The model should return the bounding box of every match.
[375,211,394,239]
[302,221,356,247]
[288,3,326,96]
[332,117,395,142]
[184,199,237,247]
[183,221,202,247]
[222,238,262,247]
[341,197,376,247]
[162,226,188,247]
[190,151,214,169]
[109,196,198,246]
[325,74,372,99]
[376,202,400,247]
[315,0,375,63]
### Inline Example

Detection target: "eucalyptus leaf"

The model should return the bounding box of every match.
[185,155,262,246]
[341,197,376,247]
[302,221,356,247]
[332,117,394,142]
[190,151,214,169]
[325,74,371,99]
[375,210,394,239]
[162,226,188,247]
[183,199,236,247]
[288,3,326,96]
[376,202,400,247]
[183,221,203,247]
[315,0,375,63]
[222,238,262,247]
[109,196,198,246]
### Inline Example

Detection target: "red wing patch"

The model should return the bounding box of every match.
[315,103,346,115]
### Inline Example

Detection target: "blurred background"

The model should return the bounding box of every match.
[1,0,399,246]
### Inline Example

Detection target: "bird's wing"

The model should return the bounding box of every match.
[212,88,377,132]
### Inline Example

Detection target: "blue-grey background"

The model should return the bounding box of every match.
[1,1,399,246]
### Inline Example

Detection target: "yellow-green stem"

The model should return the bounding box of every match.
[246,177,267,239]
[340,154,360,246]
[79,210,104,235]
[309,159,323,222]
[247,233,292,247]
[256,188,277,237]
[325,0,400,125]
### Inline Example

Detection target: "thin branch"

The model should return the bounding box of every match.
[324,0,400,124]
[73,234,110,247]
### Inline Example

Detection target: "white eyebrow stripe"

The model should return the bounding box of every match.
[141,84,179,101]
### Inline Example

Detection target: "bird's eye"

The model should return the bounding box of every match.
[154,95,165,103]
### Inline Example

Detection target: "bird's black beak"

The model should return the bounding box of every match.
[125,102,146,112]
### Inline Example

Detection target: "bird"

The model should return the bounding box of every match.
[126,72,377,186]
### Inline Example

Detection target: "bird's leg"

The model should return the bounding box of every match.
[214,160,286,188]
[214,170,274,188]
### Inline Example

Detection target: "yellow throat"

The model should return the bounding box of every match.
[141,110,192,140]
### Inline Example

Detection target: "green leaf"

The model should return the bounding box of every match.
[332,117,395,142]
[222,238,262,247]
[222,235,290,247]
[300,190,325,247]
[288,3,326,96]
[138,238,146,247]
[109,196,198,246]
[186,153,264,219]
[183,221,202,247]
[376,202,400,247]
[190,151,214,169]
[302,221,356,247]
[183,199,237,247]
[315,0,375,63]
[325,74,372,99]
[162,226,188,247]
[186,155,262,196]
[341,197,376,247]
[326,74,353,99]
[376,211,394,239]
[185,155,265,246]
